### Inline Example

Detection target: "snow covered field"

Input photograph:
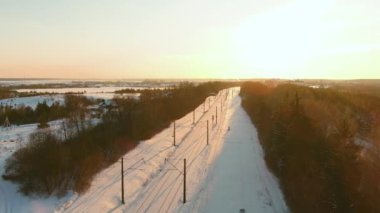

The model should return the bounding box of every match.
[0,89,139,109]
[0,88,288,213]
[13,87,147,103]
[0,95,65,109]
[0,80,76,86]
[16,87,137,94]
[16,87,137,102]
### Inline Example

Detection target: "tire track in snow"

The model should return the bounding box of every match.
[0,184,10,213]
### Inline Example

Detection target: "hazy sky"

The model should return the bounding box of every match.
[0,0,379,79]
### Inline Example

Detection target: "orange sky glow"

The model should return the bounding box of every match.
[0,0,379,79]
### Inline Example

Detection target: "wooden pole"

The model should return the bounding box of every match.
[207,120,209,145]
[221,99,222,112]
[173,120,176,146]
[193,110,195,124]
[216,106,218,124]
[183,158,186,203]
[121,157,125,204]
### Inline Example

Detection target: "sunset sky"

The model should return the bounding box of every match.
[0,0,379,79]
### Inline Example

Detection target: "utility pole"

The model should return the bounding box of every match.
[193,110,195,124]
[173,120,176,146]
[216,106,218,124]
[183,158,187,204]
[221,99,222,112]
[207,120,209,145]
[121,157,125,204]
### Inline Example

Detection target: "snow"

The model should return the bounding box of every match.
[0,120,74,213]
[0,88,288,213]
[16,87,133,94]
[58,88,287,213]
[0,80,76,86]
[0,124,36,143]
[15,87,131,102]
[0,90,139,110]
[0,95,64,109]
[13,87,147,101]
[89,93,140,100]
[192,95,288,213]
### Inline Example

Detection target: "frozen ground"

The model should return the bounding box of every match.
[0,88,288,213]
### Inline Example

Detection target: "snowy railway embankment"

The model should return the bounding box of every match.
[0,87,287,213]
[59,88,287,213]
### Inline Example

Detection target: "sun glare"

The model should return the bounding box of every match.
[0,0,378,79]
[233,0,335,78]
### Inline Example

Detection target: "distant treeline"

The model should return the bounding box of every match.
[0,95,94,126]
[2,81,239,197]
[240,82,380,212]
[0,88,17,99]
[3,83,96,90]
[0,102,65,126]
[0,87,59,100]
[0,88,39,99]
[114,88,142,94]
[332,83,380,98]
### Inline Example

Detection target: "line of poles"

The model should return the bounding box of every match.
[119,88,232,205]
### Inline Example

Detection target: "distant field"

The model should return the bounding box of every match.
[16,86,150,93]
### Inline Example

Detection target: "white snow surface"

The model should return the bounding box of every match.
[0,120,74,213]
[0,88,288,213]
[193,94,288,213]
